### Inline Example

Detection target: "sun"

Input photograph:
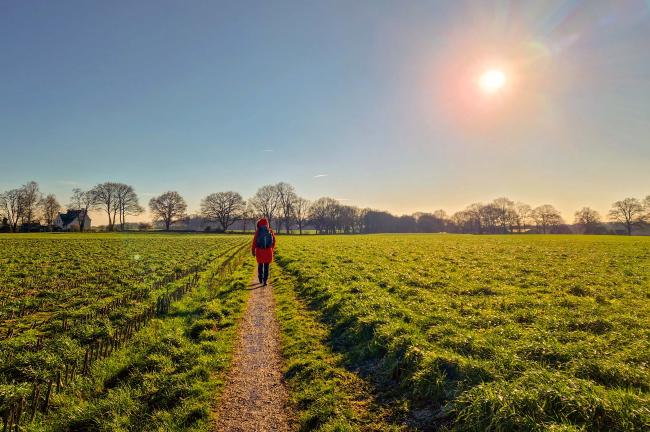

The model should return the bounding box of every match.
[479,69,506,94]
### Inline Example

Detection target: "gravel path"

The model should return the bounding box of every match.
[214,277,293,432]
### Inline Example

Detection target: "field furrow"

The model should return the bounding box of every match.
[0,234,249,430]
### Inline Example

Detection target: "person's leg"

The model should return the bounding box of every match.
[258,263,264,284]
[263,263,270,284]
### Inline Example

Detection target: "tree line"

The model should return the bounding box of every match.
[1,180,649,235]
[0,181,142,232]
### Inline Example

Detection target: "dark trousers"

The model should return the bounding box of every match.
[258,263,270,283]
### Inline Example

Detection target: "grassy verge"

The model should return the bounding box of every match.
[273,267,406,432]
[27,257,252,431]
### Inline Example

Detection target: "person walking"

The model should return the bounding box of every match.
[251,217,276,286]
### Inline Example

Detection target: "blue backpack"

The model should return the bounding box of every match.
[256,226,274,249]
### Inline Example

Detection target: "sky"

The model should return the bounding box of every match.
[1,0,649,224]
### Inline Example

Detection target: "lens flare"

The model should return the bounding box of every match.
[479,69,506,93]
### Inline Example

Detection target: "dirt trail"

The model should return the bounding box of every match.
[213,277,293,432]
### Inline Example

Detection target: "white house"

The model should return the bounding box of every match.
[54,210,91,231]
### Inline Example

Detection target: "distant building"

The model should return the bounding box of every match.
[54,210,91,231]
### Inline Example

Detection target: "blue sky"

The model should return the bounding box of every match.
[1,0,649,221]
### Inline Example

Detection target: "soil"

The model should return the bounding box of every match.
[213,278,294,432]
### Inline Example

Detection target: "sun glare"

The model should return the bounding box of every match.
[479,69,506,93]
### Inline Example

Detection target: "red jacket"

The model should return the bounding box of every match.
[251,218,276,264]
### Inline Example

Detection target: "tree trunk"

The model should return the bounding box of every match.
[78,208,85,232]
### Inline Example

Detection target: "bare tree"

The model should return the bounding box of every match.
[514,202,532,233]
[115,184,144,231]
[19,181,42,227]
[200,191,245,232]
[479,203,500,233]
[293,197,311,235]
[574,207,602,234]
[433,209,448,220]
[309,197,340,234]
[91,182,121,231]
[240,202,257,233]
[361,209,416,233]
[275,182,297,234]
[40,194,61,231]
[149,191,188,231]
[0,202,6,230]
[0,182,41,232]
[309,198,328,234]
[416,212,447,232]
[450,210,471,233]
[608,198,644,236]
[250,185,280,228]
[644,195,650,220]
[532,204,564,234]
[0,189,23,232]
[465,203,484,234]
[69,188,97,232]
[338,205,359,233]
[492,197,516,233]
[354,208,368,233]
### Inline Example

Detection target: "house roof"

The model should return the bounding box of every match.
[59,210,89,226]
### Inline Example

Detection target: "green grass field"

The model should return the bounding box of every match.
[275,234,650,431]
[1,233,649,431]
[0,233,247,336]
[0,233,249,431]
